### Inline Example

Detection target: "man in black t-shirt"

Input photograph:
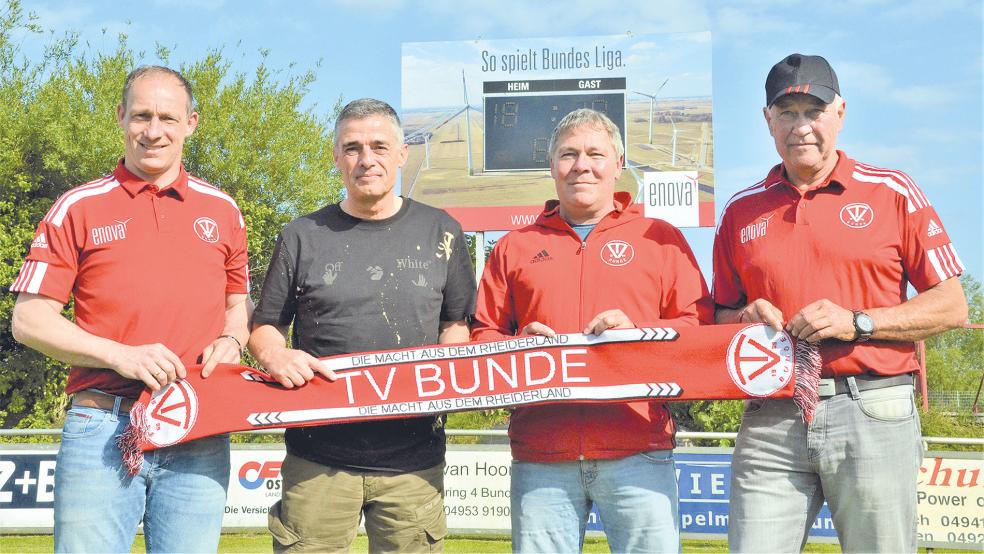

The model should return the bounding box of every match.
[249,98,476,552]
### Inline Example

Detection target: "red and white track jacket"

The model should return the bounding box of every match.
[472,192,712,462]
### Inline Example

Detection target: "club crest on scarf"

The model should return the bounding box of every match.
[144,380,200,446]
[726,324,795,397]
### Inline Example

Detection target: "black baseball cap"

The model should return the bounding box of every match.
[765,54,840,106]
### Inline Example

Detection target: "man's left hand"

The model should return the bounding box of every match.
[785,299,856,343]
[201,336,243,377]
[584,309,634,335]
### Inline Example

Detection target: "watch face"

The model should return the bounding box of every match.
[856,313,875,333]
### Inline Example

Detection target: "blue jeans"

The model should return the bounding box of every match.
[54,401,230,553]
[511,451,680,553]
[729,382,922,553]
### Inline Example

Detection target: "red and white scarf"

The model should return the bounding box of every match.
[119,324,820,474]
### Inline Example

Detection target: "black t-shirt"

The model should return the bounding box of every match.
[253,198,476,471]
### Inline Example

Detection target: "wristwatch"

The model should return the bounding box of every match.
[852,311,875,342]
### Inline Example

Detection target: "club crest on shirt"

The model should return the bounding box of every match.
[194,217,220,243]
[839,203,873,229]
[601,240,634,267]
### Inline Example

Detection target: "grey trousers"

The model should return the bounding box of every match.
[728,381,922,553]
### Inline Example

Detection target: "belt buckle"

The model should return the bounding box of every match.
[818,378,836,397]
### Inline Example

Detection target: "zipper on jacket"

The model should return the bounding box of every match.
[577,236,587,459]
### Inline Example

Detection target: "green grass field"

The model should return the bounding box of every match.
[0,533,849,553]
[5,533,970,553]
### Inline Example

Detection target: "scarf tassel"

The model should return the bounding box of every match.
[793,341,822,424]
[117,401,148,476]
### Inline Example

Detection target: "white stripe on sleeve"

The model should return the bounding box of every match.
[23,261,49,293]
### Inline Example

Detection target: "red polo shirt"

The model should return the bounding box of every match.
[11,161,250,398]
[712,151,963,377]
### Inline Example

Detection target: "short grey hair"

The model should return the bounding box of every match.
[122,65,195,115]
[334,98,404,142]
[548,108,624,159]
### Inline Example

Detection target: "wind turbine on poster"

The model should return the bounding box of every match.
[697,121,709,169]
[404,70,477,173]
[462,70,474,175]
[668,114,678,167]
[632,78,668,145]
[405,108,453,171]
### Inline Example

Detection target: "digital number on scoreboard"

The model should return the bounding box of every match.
[483,78,627,171]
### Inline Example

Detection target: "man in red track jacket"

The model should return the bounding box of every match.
[472,109,711,553]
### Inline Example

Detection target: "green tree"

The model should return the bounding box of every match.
[0,1,73,430]
[924,274,983,394]
[0,0,342,429]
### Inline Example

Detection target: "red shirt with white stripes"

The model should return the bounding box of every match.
[712,151,963,377]
[11,161,250,398]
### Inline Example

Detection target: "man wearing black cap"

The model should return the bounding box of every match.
[712,53,967,552]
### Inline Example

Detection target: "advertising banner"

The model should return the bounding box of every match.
[917,454,984,547]
[2,445,981,550]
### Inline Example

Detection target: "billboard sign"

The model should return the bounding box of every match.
[401,33,715,231]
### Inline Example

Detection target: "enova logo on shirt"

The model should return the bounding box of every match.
[90,218,132,246]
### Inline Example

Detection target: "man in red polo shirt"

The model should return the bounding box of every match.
[713,54,968,552]
[10,66,250,552]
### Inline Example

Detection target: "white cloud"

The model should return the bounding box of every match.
[321,0,406,15]
[837,61,958,109]
[28,3,94,31]
[630,41,658,51]
[411,0,709,38]
[889,85,958,109]
[711,5,803,42]
[836,61,892,95]
[910,127,982,144]
[150,0,227,9]
[401,53,473,109]
[881,0,979,21]
[841,142,919,169]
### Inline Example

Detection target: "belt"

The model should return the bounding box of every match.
[818,373,914,397]
[71,390,136,414]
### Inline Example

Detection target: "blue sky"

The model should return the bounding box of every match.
[17,0,983,281]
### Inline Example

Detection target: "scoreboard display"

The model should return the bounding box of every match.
[483,78,627,171]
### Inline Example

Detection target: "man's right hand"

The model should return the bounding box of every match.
[520,321,557,338]
[12,293,192,392]
[737,298,785,331]
[109,343,186,392]
[258,346,337,389]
